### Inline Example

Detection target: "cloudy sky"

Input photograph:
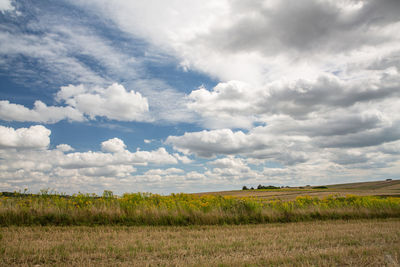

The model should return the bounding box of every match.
[1,0,399,194]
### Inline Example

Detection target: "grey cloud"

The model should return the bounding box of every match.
[330,151,369,165]
[356,0,400,26]
[166,129,266,158]
[268,112,386,137]
[203,0,400,56]
[166,128,311,165]
[379,141,400,155]
[315,122,400,148]
[245,149,308,166]
[368,50,400,71]
[189,71,400,128]
[259,74,400,118]
[328,147,398,169]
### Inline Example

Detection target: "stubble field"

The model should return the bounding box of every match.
[1,219,399,266]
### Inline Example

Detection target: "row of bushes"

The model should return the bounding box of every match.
[242,185,281,190]
[1,192,400,226]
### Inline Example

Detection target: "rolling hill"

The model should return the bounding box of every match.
[195,179,400,200]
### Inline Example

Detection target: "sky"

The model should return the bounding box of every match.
[0,0,400,195]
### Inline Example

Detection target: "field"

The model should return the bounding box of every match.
[1,180,400,266]
[1,191,400,226]
[1,219,399,266]
[196,179,400,200]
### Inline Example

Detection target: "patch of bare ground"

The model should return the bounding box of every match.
[1,219,399,266]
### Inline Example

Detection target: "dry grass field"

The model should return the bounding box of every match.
[196,179,400,200]
[1,180,399,266]
[1,219,399,266]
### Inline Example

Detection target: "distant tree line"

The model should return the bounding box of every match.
[242,184,281,190]
[242,185,329,190]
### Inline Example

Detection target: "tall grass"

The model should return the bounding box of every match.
[1,192,400,226]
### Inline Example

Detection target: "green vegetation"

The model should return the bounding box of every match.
[257,184,281,190]
[242,184,282,190]
[1,191,400,226]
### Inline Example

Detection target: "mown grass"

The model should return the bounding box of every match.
[1,191,400,226]
[1,219,399,266]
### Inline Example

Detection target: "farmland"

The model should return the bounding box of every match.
[1,180,400,266]
[196,179,400,200]
[1,219,399,266]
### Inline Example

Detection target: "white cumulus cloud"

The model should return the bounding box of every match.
[0,125,50,149]
[101,138,127,153]
[0,100,85,123]
[56,144,74,152]
[57,83,150,122]
[0,83,150,124]
[0,130,193,193]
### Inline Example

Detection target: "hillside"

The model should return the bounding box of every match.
[195,179,400,200]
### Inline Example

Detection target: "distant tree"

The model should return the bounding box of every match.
[250,187,254,190]
[257,184,263,189]
[242,186,249,190]
[102,190,114,199]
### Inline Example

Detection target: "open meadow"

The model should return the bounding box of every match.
[1,191,400,226]
[1,180,400,266]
